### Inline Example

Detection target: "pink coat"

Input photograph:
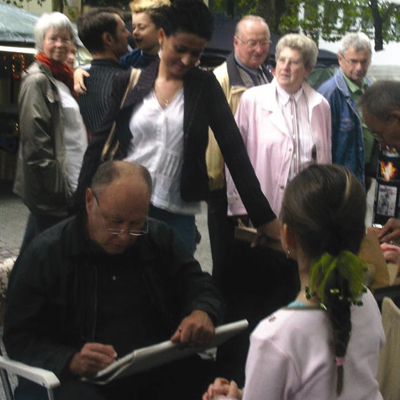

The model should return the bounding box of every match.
[226,79,332,218]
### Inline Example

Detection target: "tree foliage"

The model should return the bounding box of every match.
[211,0,400,50]
[6,0,128,12]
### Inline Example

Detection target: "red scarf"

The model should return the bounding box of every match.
[36,52,77,100]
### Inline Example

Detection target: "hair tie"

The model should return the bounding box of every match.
[306,251,368,308]
[335,356,345,367]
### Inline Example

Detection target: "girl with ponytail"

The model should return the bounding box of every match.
[204,164,385,400]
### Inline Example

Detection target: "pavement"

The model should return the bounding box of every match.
[0,181,25,400]
[0,181,28,261]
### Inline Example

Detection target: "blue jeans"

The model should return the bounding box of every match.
[149,205,196,254]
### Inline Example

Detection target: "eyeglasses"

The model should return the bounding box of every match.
[340,54,370,67]
[236,36,270,49]
[46,35,72,45]
[277,56,302,67]
[92,190,148,236]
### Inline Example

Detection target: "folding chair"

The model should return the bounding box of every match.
[377,297,400,400]
[0,355,60,400]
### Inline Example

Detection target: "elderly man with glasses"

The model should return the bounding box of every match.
[4,160,224,400]
[318,32,377,189]
[207,15,275,289]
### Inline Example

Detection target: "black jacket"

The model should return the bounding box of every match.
[75,59,275,227]
[4,216,224,377]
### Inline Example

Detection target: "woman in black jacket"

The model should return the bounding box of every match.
[76,0,277,254]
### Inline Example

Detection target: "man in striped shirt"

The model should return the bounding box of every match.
[77,7,130,135]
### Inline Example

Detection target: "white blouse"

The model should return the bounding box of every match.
[276,84,316,181]
[125,88,201,216]
[55,80,88,191]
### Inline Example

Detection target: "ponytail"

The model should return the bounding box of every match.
[305,251,368,395]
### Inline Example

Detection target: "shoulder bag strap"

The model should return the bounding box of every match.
[101,68,142,162]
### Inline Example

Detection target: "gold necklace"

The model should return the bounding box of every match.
[155,81,182,108]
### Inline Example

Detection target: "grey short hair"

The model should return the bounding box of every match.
[34,12,76,52]
[235,15,270,40]
[360,80,400,120]
[276,33,318,70]
[339,32,371,56]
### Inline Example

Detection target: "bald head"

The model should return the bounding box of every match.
[361,81,400,149]
[234,15,270,69]
[91,160,152,197]
[86,161,152,254]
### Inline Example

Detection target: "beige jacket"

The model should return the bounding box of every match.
[206,60,247,191]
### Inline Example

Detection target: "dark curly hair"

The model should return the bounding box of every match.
[161,0,214,41]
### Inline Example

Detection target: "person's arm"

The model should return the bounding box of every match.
[170,309,215,347]
[69,343,117,377]
[149,221,225,343]
[3,244,78,377]
[224,93,250,219]
[378,218,400,243]
[18,73,72,209]
[207,73,278,240]
[74,66,91,94]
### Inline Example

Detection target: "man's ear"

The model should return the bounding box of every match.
[102,31,113,48]
[85,188,94,215]
[158,28,165,47]
[392,109,400,122]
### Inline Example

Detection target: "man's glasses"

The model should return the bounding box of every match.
[92,190,148,236]
[236,36,270,49]
[340,54,370,67]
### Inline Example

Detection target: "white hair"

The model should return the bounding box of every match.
[339,32,371,55]
[34,12,76,52]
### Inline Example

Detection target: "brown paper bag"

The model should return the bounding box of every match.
[359,232,397,289]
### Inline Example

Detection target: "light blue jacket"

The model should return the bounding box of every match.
[318,68,370,185]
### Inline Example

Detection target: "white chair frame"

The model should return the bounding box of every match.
[0,355,60,400]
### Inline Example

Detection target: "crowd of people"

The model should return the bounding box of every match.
[5,0,400,398]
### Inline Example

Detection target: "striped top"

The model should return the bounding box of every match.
[276,84,316,182]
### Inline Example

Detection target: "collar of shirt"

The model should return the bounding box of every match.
[276,83,304,106]
[234,53,267,85]
[343,73,368,95]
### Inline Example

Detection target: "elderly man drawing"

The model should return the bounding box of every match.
[4,161,224,400]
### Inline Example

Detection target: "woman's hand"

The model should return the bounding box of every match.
[253,219,281,247]
[203,378,243,400]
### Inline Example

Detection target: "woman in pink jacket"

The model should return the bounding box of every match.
[226,33,331,219]
[217,34,332,386]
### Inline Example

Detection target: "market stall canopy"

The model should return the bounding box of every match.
[0,4,83,48]
[0,4,38,46]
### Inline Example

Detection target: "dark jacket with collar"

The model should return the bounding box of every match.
[75,59,275,226]
[226,53,274,87]
[4,216,224,377]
